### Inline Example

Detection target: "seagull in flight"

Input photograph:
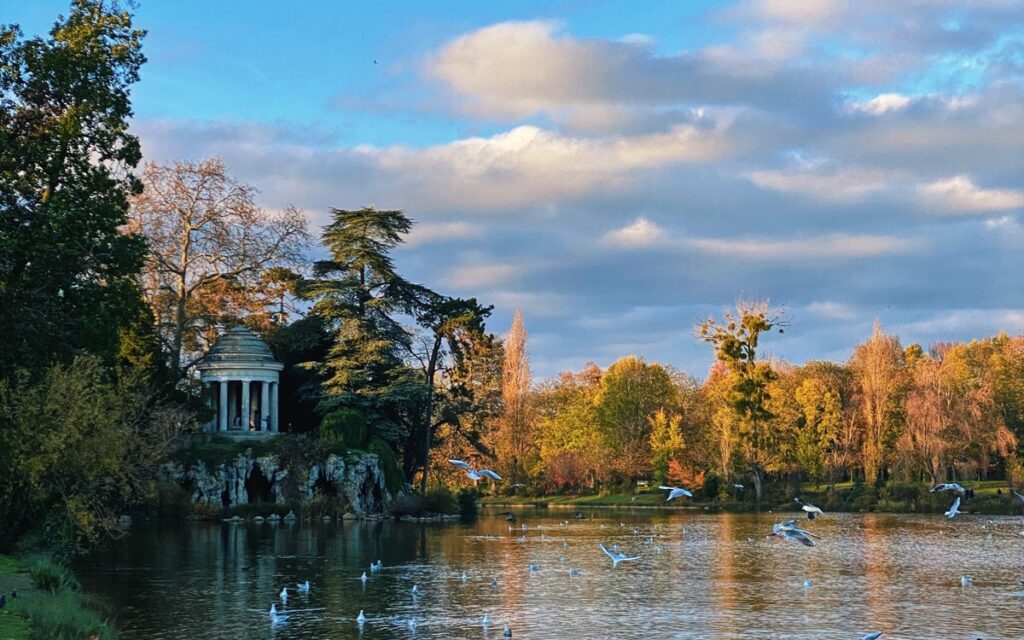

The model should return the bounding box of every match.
[930,483,965,495]
[1013,491,1024,503]
[945,496,961,519]
[794,497,824,520]
[448,459,502,482]
[599,543,640,567]
[859,633,882,640]
[770,520,820,547]
[659,485,693,501]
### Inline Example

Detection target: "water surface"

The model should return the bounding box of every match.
[74,509,1024,639]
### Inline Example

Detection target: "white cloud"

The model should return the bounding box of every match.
[918,175,1024,213]
[602,217,665,248]
[404,221,482,246]
[744,167,895,202]
[689,233,919,259]
[806,301,858,319]
[849,92,912,115]
[445,263,519,288]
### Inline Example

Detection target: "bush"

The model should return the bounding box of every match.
[423,487,457,515]
[320,410,367,449]
[457,489,479,519]
[701,474,721,501]
[146,481,192,518]
[191,502,222,520]
[391,492,425,518]
[881,481,924,503]
[28,557,79,594]
[367,437,403,494]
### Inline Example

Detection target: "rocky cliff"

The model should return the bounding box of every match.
[162,450,392,514]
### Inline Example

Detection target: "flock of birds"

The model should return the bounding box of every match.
[252,465,1024,638]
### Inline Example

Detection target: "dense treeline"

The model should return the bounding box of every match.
[453,310,1024,501]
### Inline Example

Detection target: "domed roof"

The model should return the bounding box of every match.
[198,326,279,367]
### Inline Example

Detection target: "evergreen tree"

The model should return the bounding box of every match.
[299,207,433,448]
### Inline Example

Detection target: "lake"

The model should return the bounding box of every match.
[74,508,1024,639]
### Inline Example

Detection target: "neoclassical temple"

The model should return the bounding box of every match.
[197,326,284,434]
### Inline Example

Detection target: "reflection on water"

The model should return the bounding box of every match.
[74,510,1024,639]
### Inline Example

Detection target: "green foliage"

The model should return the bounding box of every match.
[457,489,479,519]
[17,588,114,640]
[0,0,148,376]
[320,409,368,449]
[368,436,404,493]
[0,356,197,553]
[299,207,433,449]
[423,487,457,514]
[28,558,79,594]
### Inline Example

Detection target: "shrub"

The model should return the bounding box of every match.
[28,557,79,593]
[881,481,924,503]
[701,473,721,501]
[391,492,424,518]
[320,410,367,449]
[367,437,403,493]
[191,501,222,520]
[423,487,457,515]
[146,481,192,518]
[457,489,479,519]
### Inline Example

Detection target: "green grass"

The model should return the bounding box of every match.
[0,554,115,640]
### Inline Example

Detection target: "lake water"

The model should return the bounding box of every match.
[74,508,1024,639]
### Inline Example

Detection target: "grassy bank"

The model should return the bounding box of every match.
[480,480,1024,516]
[0,554,114,640]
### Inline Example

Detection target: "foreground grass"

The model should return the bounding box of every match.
[0,554,115,640]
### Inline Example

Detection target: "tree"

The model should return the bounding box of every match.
[593,356,679,483]
[534,363,603,491]
[0,0,148,375]
[649,409,685,486]
[849,322,906,484]
[697,299,785,501]
[412,295,493,490]
[492,311,534,484]
[128,158,309,379]
[299,207,433,450]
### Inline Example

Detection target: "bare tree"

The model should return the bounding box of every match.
[127,158,310,378]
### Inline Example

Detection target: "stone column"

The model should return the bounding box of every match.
[271,381,279,433]
[260,380,270,432]
[218,380,228,432]
[240,380,251,432]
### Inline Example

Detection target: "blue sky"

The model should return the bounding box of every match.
[5,1,1024,378]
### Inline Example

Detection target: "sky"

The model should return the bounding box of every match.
[5,0,1024,379]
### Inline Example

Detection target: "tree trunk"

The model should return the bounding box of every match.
[420,336,443,493]
[752,464,764,503]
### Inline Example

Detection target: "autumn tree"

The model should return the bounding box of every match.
[534,363,603,491]
[697,299,785,501]
[128,158,309,379]
[593,356,679,484]
[849,322,906,484]
[0,0,148,375]
[491,311,534,484]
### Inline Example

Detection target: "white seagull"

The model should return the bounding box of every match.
[859,633,882,640]
[370,560,382,572]
[770,520,820,547]
[448,459,502,482]
[279,587,288,603]
[356,609,366,624]
[1013,491,1024,503]
[930,483,965,495]
[360,572,368,583]
[297,580,310,593]
[599,542,640,567]
[269,604,288,625]
[659,485,693,501]
[945,496,961,519]
[794,497,825,520]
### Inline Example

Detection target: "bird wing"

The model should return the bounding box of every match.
[659,486,676,491]
[449,459,474,470]
[599,543,616,560]
[929,484,946,493]
[479,469,502,481]
[1014,491,1024,502]
[680,488,693,497]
